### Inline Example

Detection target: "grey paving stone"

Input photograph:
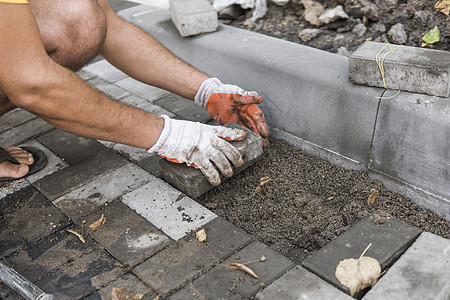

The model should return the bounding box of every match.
[0,219,23,258]
[0,118,53,146]
[169,0,218,37]
[170,241,295,300]
[140,101,176,117]
[118,94,153,108]
[302,217,421,297]
[153,94,211,123]
[115,77,169,102]
[0,108,36,133]
[122,177,217,241]
[33,149,128,200]
[88,77,130,100]
[82,59,128,83]
[76,69,95,81]
[53,163,152,223]
[86,200,171,267]
[364,232,450,300]
[160,122,263,198]
[0,178,30,199]
[107,0,138,13]
[256,265,353,300]
[37,129,106,165]
[349,41,450,97]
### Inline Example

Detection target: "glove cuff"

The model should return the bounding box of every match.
[147,115,171,153]
[194,77,222,108]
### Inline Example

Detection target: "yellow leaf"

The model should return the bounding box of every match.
[435,0,450,15]
[89,214,106,231]
[196,229,207,242]
[224,263,259,279]
[111,287,143,300]
[66,229,85,244]
[367,189,380,208]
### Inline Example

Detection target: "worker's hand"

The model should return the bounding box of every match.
[147,115,245,186]
[195,78,269,146]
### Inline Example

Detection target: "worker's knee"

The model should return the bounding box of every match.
[30,0,107,71]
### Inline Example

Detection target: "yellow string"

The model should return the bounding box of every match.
[375,43,403,99]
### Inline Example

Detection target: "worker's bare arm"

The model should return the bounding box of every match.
[0,4,163,149]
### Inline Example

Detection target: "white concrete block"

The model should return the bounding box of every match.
[169,0,218,37]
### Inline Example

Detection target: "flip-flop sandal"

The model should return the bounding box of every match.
[0,146,48,182]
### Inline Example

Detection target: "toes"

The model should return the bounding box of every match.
[5,147,34,165]
[0,161,29,179]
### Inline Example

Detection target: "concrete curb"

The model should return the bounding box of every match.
[117,6,449,220]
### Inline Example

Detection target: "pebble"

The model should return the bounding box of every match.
[361,3,379,21]
[336,47,350,57]
[301,0,325,26]
[415,10,430,25]
[352,23,367,37]
[372,22,386,33]
[319,5,349,24]
[387,23,408,44]
[271,0,290,6]
[298,28,321,42]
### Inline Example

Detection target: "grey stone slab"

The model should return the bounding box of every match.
[153,94,210,123]
[115,77,169,102]
[256,266,353,300]
[301,217,421,297]
[76,69,95,81]
[84,273,153,300]
[107,0,138,13]
[122,177,217,241]
[0,118,53,146]
[159,122,263,199]
[86,200,171,267]
[0,108,36,133]
[350,41,450,97]
[53,163,152,223]
[88,77,131,100]
[33,149,128,200]
[82,59,128,83]
[364,232,450,300]
[140,101,176,117]
[119,94,152,108]
[170,241,295,300]
[0,178,29,199]
[37,129,106,165]
[0,219,23,258]
[169,0,218,37]
[369,92,450,220]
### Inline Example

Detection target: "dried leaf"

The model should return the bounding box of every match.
[367,189,380,208]
[66,229,85,244]
[224,263,259,279]
[435,0,450,15]
[89,214,106,231]
[111,287,143,300]
[256,176,272,195]
[335,244,381,296]
[422,25,440,45]
[196,229,207,242]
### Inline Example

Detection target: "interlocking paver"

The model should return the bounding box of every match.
[88,77,131,100]
[0,178,30,199]
[115,77,169,102]
[0,108,36,133]
[82,59,128,83]
[154,94,210,123]
[122,177,217,241]
[256,265,353,300]
[33,149,128,201]
[86,200,171,267]
[170,241,295,300]
[0,219,23,258]
[302,217,421,297]
[0,118,53,146]
[76,69,95,81]
[363,232,450,300]
[53,163,152,223]
[169,0,218,37]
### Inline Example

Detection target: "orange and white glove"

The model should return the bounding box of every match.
[195,78,270,146]
[147,115,245,186]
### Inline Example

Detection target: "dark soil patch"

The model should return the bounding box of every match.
[225,0,449,54]
[198,138,450,264]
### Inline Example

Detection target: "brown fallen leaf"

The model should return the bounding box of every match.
[435,0,450,15]
[89,214,106,231]
[224,263,259,279]
[256,176,272,195]
[367,189,380,209]
[335,243,381,296]
[196,229,207,242]
[66,229,85,244]
[111,287,143,300]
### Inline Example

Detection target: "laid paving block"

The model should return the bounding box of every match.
[256,265,353,300]
[119,95,175,118]
[37,129,106,165]
[0,178,29,199]
[169,0,218,37]
[364,232,450,300]
[170,241,295,300]
[110,144,163,177]
[154,94,211,123]
[160,122,263,198]
[0,219,23,258]
[88,77,130,100]
[302,217,421,298]
[115,77,169,102]
[87,200,171,267]
[82,59,128,83]
[122,177,217,241]
[33,149,128,200]
[0,118,53,146]
[349,41,450,97]
[0,108,36,133]
[53,163,152,223]
[76,69,95,81]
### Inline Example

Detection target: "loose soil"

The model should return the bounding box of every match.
[198,138,450,264]
[226,0,449,54]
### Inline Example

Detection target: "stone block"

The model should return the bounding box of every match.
[153,94,211,123]
[122,177,217,241]
[0,118,53,146]
[301,217,421,298]
[364,232,450,300]
[33,149,128,200]
[110,144,163,177]
[0,108,36,133]
[169,241,295,299]
[87,200,171,267]
[53,163,152,223]
[169,0,218,37]
[82,59,128,83]
[76,69,95,81]
[0,178,29,199]
[115,77,169,102]
[349,41,450,97]
[88,77,130,100]
[0,219,23,258]
[119,95,175,118]
[256,266,353,300]
[159,122,263,198]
